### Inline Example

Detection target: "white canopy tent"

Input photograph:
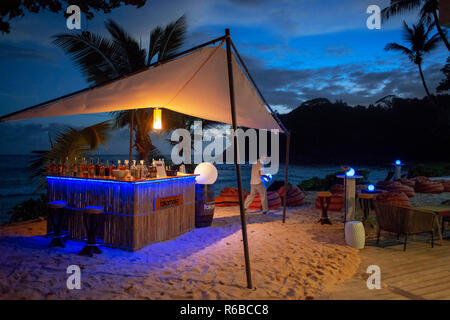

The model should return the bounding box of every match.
[0,30,290,289]
[0,45,283,132]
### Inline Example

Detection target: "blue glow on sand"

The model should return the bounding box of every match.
[368,184,375,192]
[345,168,355,177]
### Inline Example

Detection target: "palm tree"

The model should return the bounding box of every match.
[382,0,449,51]
[29,121,111,186]
[385,21,441,97]
[53,16,203,161]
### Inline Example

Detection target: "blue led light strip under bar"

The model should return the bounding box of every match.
[46,175,196,185]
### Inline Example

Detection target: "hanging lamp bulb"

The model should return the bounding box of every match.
[153,108,162,130]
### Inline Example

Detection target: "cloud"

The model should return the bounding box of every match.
[242,52,447,109]
[326,44,353,57]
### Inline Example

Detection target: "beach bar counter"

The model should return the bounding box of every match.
[47,174,197,251]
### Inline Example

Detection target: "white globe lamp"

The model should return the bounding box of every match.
[194,162,218,185]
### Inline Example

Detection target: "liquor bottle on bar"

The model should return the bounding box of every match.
[121,160,126,170]
[94,158,100,177]
[88,158,95,178]
[99,160,105,178]
[138,160,145,178]
[80,158,85,178]
[79,158,84,177]
[124,160,129,171]
[58,160,63,176]
[73,157,78,177]
[130,160,137,179]
[117,160,122,171]
[150,161,157,178]
[63,157,70,176]
[105,160,110,178]
[110,161,116,178]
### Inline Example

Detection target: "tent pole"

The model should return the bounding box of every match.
[129,109,134,166]
[282,132,291,223]
[225,28,252,289]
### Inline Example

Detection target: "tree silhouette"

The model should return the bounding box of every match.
[385,21,440,97]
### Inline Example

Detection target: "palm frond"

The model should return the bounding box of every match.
[110,109,134,129]
[420,0,438,25]
[147,26,163,65]
[423,31,442,51]
[385,42,415,61]
[105,19,146,73]
[158,15,187,61]
[28,121,112,185]
[53,32,123,85]
[381,0,424,22]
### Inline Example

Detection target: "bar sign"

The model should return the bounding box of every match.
[154,194,183,210]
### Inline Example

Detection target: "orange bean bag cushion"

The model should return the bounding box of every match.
[375,191,410,207]
[414,180,444,194]
[376,180,392,189]
[215,187,249,207]
[384,181,415,198]
[437,180,450,192]
[397,178,416,188]
[412,176,430,182]
[277,185,305,207]
[249,191,281,210]
[315,193,344,212]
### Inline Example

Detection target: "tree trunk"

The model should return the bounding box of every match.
[433,10,450,52]
[139,151,148,162]
[418,63,432,97]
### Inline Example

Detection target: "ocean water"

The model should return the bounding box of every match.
[0,155,389,224]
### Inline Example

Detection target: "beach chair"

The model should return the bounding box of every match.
[373,203,436,251]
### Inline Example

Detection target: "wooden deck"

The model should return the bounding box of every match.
[320,232,450,300]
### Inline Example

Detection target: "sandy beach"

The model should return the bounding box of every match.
[0,192,360,300]
[1,190,449,300]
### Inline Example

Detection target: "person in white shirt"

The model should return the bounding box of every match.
[244,155,269,214]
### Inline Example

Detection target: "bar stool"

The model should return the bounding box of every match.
[317,191,332,225]
[78,206,104,257]
[48,200,67,248]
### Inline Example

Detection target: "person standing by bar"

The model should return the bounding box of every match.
[244,155,269,214]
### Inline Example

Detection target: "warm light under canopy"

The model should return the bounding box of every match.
[153,108,162,130]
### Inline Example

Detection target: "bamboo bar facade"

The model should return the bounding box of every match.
[47,175,197,251]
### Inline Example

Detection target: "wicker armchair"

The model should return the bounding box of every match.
[373,203,437,251]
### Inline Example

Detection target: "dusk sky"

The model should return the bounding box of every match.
[0,0,448,154]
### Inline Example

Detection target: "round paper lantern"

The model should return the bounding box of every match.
[194,162,218,184]
[346,168,355,177]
